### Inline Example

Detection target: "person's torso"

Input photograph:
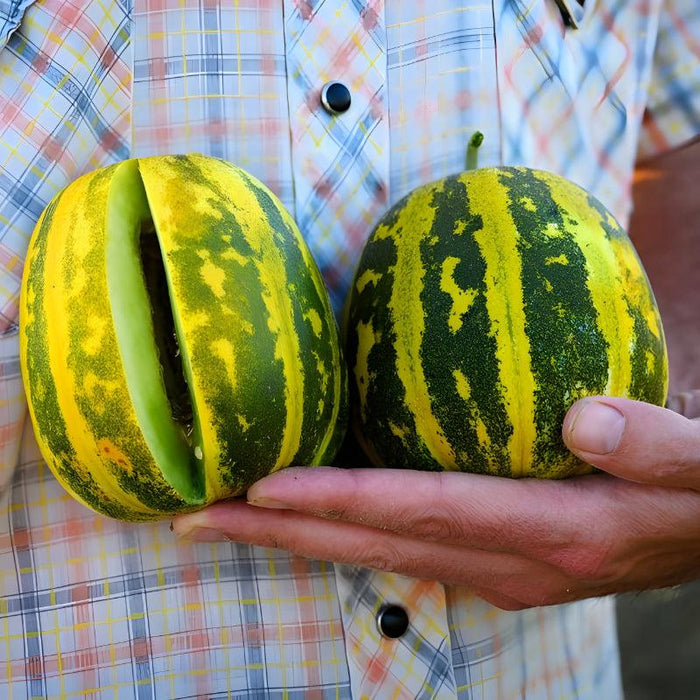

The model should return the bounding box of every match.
[0,1,670,697]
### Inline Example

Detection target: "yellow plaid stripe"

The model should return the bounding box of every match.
[1,0,697,696]
[637,0,700,159]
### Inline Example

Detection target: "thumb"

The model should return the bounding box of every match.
[562,396,700,489]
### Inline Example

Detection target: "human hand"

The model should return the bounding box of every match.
[172,393,700,610]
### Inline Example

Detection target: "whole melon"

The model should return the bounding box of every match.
[20,154,347,521]
[344,167,667,478]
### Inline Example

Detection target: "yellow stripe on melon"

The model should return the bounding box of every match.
[375,181,458,470]
[43,171,161,515]
[459,170,536,477]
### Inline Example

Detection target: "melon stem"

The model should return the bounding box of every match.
[466,131,484,171]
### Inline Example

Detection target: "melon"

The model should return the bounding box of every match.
[20,154,347,520]
[344,167,667,478]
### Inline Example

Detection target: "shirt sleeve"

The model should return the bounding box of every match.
[637,0,700,160]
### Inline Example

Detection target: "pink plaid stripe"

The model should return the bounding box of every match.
[283,0,390,312]
[1,0,698,697]
[0,329,24,492]
[337,567,456,698]
[132,0,295,208]
[497,0,666,228]
[0,0,131,330]
[638,0,700,159]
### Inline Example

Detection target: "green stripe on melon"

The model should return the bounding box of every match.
[345,167,667,478]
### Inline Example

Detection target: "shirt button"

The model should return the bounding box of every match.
[376,604,409,639]
[320,81,352,115]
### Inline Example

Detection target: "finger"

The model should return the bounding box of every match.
[171,499,574,608]
[244,466,592,558]
[563,396,700,489]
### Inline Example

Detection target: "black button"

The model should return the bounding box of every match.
[377,605,409,639]
[321,82,351,115]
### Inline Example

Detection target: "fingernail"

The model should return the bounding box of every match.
[176,527,230,542]
[247,496,289,509]
[568,401,625,455]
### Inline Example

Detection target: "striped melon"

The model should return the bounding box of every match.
[344,167,667,478]
[20,154,347,521]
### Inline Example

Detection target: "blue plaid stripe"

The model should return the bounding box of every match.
[2,455,352,697]
[283,0,390,314]
[496,0,666,226]
[638,0,700,157]
[131,2,295,210]
[121,528,157,697]
[1,1,696,698]
[0,0,34,49]
[0,328,24,496]
[0,0,132,328]
[384,2,501,203]
[337,565,457,697]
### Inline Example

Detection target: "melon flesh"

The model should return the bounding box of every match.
[106,159,204,504]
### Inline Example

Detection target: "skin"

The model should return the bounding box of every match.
[172,140,700,611]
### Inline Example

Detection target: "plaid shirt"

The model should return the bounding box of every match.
[0,0,697,697]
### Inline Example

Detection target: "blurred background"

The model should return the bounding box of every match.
[616,138,700,700]
[617,582,700,699]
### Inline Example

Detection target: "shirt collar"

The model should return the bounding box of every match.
[553,0,587,28]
